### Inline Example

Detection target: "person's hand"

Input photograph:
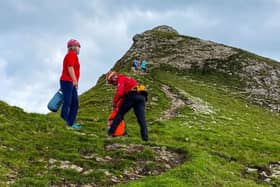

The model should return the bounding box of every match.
[73,80,78,89]
[107,120,112,129]
[112,104,117,109]
[107,128,113,136]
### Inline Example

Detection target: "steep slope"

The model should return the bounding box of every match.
[0,26,279,186]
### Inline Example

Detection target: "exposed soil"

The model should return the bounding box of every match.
[160,84,214,120]
[245,161,280,185]
[103,143,186,184]
[48,143,187,186]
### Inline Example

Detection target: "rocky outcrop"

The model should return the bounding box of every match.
[115,25,280,112]
[241,59,280,111]
[246,161,280,185]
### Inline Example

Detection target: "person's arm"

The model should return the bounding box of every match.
[68,66,78,88]
[112,77,125,107]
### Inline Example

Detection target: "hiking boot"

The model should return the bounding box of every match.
[107,130,113,136]
[142,136,148,141]
[107,128,114,136]
[68,123,81,130]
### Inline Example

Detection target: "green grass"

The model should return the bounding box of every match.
[0,67,279,186]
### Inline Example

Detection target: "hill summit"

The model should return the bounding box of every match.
[113,25,280,112]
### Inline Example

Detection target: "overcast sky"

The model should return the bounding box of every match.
[1,0,280,113]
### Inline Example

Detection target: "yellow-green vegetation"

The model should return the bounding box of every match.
[0,65,279,186]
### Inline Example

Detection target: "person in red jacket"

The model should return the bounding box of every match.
[106,71,148,141]
[60,39,81,129]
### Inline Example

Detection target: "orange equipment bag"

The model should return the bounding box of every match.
[108,110,126,136]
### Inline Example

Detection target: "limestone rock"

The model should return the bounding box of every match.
[114,25,280,112]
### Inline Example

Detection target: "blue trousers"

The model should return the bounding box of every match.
[108,92,148,141]
[60,80,78,126]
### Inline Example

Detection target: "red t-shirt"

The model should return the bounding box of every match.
[113,74,138,106]
[60,50,80,82]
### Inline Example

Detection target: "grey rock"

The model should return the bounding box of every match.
[117,25,280,112]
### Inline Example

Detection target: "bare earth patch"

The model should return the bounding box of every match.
[160,84,214,120]
[103,143,186,184]
[245,161,280,185]
[48,143,186,186]
[161,85,188,120]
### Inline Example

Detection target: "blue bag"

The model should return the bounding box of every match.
[47,90,63,112]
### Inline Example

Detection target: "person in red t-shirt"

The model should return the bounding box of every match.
[60,39,81,129]
[106,71,148,141]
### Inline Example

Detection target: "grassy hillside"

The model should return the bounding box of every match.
[0,64,279,186]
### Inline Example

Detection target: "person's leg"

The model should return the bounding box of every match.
[133,95,148,141]
[108,95,134,135]
[67,87,79,126]
[60,80,74,126]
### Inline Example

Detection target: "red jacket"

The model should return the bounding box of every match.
[60,50,80,82]
[112,74,138,106]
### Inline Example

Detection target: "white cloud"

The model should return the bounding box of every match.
[1,1,280,113]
